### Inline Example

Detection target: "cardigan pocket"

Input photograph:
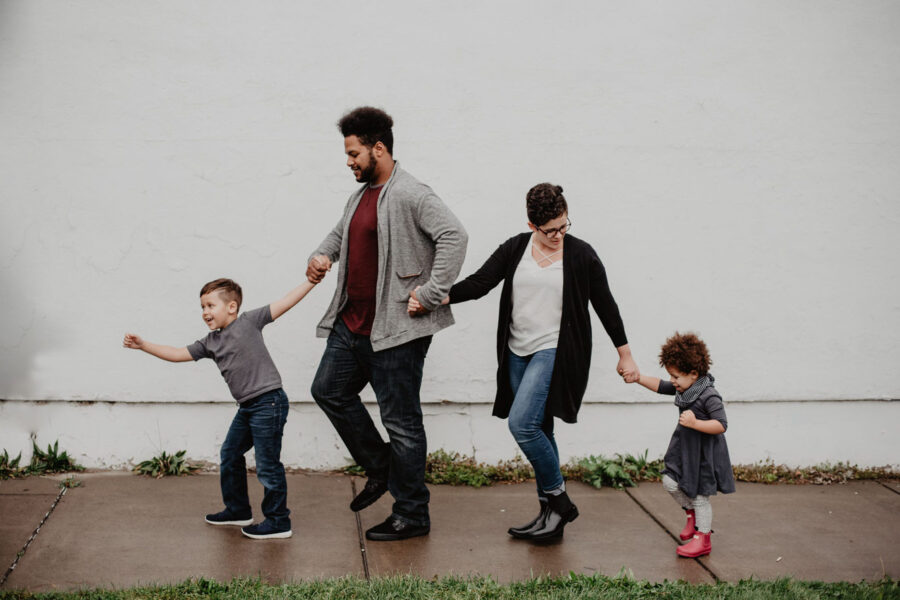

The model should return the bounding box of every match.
[395,269,425,302]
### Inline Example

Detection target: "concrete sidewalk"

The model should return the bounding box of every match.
[1,472,898,592]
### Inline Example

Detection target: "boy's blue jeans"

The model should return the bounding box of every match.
[507,348,564,494]
[220,388,290,531]
[311,319,432,527]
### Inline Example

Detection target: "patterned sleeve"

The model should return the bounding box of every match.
[244,306,274,330]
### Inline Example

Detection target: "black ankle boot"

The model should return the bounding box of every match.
[507,500,550,538]
[521,491,578,542]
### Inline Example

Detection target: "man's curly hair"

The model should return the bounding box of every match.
[526,183,568,227]
[658,332,712,375]
[337,106,394,154]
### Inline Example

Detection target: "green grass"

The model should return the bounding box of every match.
[0,575,896,599]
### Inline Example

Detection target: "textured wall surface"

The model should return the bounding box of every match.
[1,1,898,466]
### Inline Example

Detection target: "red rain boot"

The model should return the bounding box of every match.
[677,531,711,558]
[679,509,696,541]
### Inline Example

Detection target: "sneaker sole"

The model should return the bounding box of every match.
[205,517,253,526]
[241,528,293,540]
[365,528,429,541]
[350,487,389,512]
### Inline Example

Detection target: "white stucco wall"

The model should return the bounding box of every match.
[1,1,898,467]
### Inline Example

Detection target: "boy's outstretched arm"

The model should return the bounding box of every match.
[123,334,192,362]
[270,280,316,321]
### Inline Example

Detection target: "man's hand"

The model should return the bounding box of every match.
[306,255,332,284]
[678,410,697,428]
[407,286,429,316]
[123,333,144,350]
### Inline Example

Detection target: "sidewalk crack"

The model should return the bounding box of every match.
[1,486,68,587]
[623,487,720,583]
[877,480,900,496]
[350,478,371,581]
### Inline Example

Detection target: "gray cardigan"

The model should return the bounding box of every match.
[310,162,468,351]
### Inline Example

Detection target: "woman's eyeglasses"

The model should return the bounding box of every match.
[536,219,572,238]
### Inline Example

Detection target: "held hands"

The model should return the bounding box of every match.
[616,355,640,383]
[306,255,332,284]
[123,333,144,350]
[407,286,451,316]
[407,286,429,316]
[678,409,697,428]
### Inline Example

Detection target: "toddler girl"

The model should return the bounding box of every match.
[631,332,734,557]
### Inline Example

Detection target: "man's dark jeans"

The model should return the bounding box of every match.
[311,319,432,526]
[220,388,291,531]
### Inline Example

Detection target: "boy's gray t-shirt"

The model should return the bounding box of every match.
[187,306,282,403]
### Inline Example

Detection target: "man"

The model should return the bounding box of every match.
[307,107,467,540]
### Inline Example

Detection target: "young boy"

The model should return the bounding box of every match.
[123,277,315,540]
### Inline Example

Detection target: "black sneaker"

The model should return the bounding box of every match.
[205,509,253,526]
[241,521,292,540]
[365,516,429,541]
[350,478,388,512]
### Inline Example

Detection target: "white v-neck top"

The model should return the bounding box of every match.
[508,240,564,357]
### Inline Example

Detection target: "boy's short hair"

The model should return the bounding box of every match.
[526,183,568,227]
[200,278,242,310]
[338,106,394,154]
[659,332,712,375]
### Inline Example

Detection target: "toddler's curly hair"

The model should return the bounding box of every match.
[659,332,712,375]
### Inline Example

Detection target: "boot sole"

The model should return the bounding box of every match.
[519,507,579,542]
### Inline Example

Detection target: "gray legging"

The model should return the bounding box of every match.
[662,474,712,533]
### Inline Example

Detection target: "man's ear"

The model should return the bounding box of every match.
[373,141,387,158]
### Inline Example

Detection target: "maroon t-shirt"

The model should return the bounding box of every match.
[341,185,381,335]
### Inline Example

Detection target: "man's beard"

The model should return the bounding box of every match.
[357,149,377,183]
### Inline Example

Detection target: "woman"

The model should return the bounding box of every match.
[409,183,639,541]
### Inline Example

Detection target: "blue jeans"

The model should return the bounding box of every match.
[311,319,432,526]
[220,388,290,530]
[507,348,564,494]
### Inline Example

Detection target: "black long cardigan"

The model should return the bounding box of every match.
[449,233,628,423]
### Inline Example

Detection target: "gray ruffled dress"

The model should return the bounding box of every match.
[658,375,735,498]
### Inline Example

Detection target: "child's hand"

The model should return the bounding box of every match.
[306,255,332,284]
[678,409,697,428]
[123,333,144,350]
[623,372,640,384]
